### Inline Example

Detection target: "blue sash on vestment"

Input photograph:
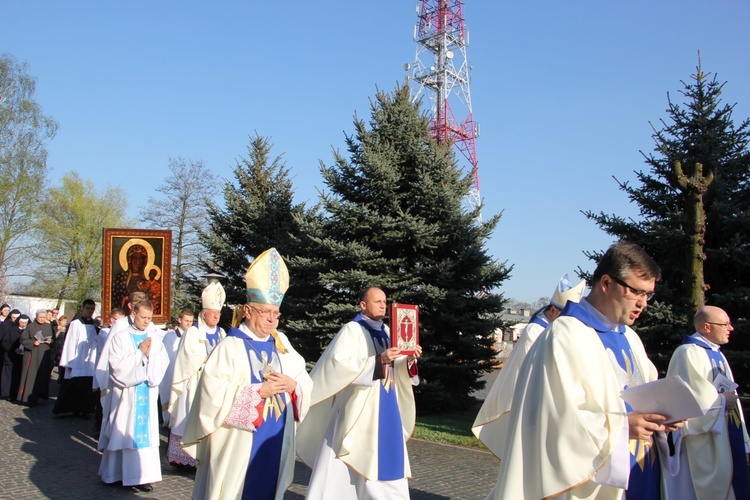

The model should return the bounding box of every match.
[529,314,549,328]
[205,326,221,354]
[227,327,286,500]
[130,331,150,449]
[354,314,405,481]
[682,335,750,497]
[561,302,660,499]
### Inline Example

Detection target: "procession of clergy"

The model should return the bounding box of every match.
[49,242,750,499]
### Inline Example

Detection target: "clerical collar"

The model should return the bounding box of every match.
[239,322,272,342]
[579,297,623,333]
[359,314,384,330]
[80,316,95,325]
[693,332,721,351]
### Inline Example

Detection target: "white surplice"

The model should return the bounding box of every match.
[97,323,169,486]
[158,328,182,423]
[59,318,98,378]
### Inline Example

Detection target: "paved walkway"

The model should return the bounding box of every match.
[0,379,500,499]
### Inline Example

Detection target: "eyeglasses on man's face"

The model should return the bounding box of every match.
[250,306,281,319]
[609,275,655,301]
[707,321,733,330]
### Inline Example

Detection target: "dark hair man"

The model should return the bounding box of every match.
[486,241,682,499]
[53,298,98,418]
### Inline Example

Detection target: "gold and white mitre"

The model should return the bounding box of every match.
[550,273,586,309]
[246,248,289,306]
[202,281,226,310]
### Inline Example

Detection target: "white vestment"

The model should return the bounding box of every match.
[158,328,183,423]
[487,311,658,500]
[181,327,312,500]
[169,324,225,435]
[59,318,98,379]
[472,315,547,457]
[296,319,417,499]
[94,327,110,370]
[97,323,169,486]
[665,333,750,500]
[94,316,156,391]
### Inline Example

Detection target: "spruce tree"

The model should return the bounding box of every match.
[198,134,316,355]
[584,59,750,376]
[294,84,511,412]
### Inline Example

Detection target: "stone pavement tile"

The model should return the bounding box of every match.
[0,381,499,499]
[285,440,499,500]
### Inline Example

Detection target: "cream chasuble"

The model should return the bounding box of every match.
[487,305,658,500]
[181,329,311,500]
[472,315,548,457]
[666,333,750,499]
[296,318,416,490]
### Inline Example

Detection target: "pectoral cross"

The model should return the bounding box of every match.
[261,351,275,378]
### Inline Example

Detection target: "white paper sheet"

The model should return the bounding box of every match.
[620,376,706,423]
[712,372,738,393]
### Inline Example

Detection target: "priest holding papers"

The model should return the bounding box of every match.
[665,305,750,499]
[486,241,683,500]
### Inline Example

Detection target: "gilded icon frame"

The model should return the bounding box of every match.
[102,228,172,324]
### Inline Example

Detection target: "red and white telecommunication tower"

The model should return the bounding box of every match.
[406,0,481,218]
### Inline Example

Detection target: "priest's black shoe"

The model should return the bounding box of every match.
[133,484,153,492]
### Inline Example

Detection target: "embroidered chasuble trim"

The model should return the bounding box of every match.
[541,414,612,500]
[130,331,150,449]
[227,327,287,499]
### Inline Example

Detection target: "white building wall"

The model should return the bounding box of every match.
[2,294,101,320]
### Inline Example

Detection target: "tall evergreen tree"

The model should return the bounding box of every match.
[294,84,511,412]
[584,58,750,375]
[199,134,317,355]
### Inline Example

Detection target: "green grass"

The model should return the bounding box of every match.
[413,407,488,451]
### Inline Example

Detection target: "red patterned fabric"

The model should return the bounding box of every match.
[168,432,196,467]
[224,383,262,431]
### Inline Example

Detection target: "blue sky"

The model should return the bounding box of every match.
[2,1,749,302]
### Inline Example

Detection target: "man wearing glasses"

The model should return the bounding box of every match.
[487,241,682,499]
[181,248,312,499]
[168,281,226,467]
[665,305,750,499]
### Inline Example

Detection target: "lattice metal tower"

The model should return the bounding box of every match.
[407,0,481,218]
